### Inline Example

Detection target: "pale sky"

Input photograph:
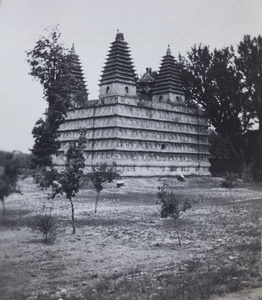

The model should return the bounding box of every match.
[0,0,261,153]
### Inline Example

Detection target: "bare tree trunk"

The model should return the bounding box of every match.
[69,197,75,234]
[241,161,254,183]
[1,198,6,214]
[95,192,100,214]
[224,133,256,183]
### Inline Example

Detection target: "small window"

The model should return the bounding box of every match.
[176,96,179,101]
[161,144,166,150]
[106,86,110,93]
[125,86,129,93]
[159,95,163,101]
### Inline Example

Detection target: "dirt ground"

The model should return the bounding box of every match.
[0,176,261,300]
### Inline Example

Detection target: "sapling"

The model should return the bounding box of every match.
[90,162,121,213]
[157,182,198,246]
[222,172,237,212]
[50,129,87,233]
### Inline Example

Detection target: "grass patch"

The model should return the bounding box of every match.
[1,177,261,300]
[0,208,32,229]
[80,259,248,300]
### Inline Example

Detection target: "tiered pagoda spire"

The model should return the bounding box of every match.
[99,31,137,98]
[152,45,184,103]
[69,44,88,107]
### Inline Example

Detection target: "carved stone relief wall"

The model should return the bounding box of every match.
[55,96,210,176]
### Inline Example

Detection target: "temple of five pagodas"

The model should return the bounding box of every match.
[54,31,211,176]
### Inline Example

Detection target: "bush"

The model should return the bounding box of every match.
[221,172,237,188]
[157,183,192,220]
[31,205,57,242]
[34,213,57,242]
[0,152,19,213]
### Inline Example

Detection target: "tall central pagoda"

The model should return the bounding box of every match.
[99,31,137,98]
[55,32,210,177]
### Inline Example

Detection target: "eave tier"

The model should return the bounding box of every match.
[153,79,184,93]
[99,79,137,86]
[103,57,135,67]
[100,74,137,84]
[71,72,87,80]
[101,71,136,81]
[152,88,184,95]
[108,41,131,52]
[101,66,136,83]
[153,80,184,93]
[105,49,133,57]
[154,73,183,83]
[102,62,136,74]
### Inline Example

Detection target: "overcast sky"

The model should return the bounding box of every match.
[0,0,261,153]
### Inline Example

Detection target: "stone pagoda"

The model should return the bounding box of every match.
[54,32,210,176]
[152,45,184,103]
[68,44,89,108]
[99,31,137,99]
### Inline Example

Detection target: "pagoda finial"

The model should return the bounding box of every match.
[70,43,76,55]
[166,44,171,55]
[116,30,124,41]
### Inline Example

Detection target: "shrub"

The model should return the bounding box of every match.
[31,204,57,242]
[221,172,237,188]
[34,212,57,242]
[157,183,192,220]
[0,152,19,213]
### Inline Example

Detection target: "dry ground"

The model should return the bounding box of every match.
[0,176,261,300]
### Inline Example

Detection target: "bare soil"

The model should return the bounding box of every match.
[0,176,261,300]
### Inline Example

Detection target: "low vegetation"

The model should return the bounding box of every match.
[0,152,19,213]
[0,177,261,300]
[31,205,57,242]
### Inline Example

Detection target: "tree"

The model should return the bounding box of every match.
[208,129,236,159]
[235,35,262,180]
[0,152,19,213]
[50,129,87,234]
[26,26,83,173]
[179,35,262,182]
[236,36,262,129]
[90,163,121,214]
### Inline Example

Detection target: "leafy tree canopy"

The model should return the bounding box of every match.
[179,35,262,182]
[27,26,83,168]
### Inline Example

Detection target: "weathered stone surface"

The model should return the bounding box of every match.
[55,32,210,177]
